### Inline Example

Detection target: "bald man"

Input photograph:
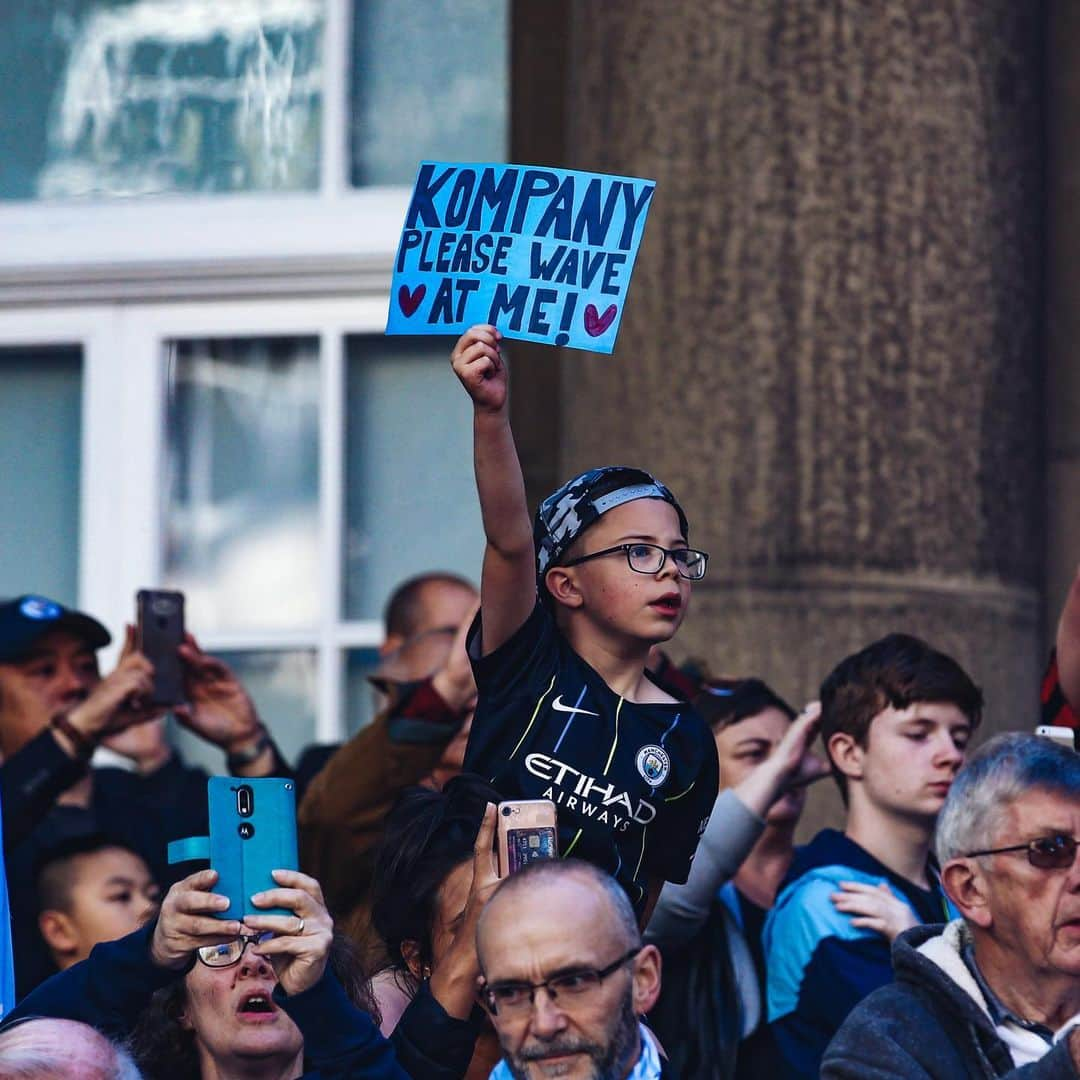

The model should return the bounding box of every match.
[0,1017,142,1078]
[476,859,669,1080]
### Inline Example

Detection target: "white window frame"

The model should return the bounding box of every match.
[0,0,410,308]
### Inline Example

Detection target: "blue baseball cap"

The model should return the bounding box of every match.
[533,466,690,579]
[0,595,111,663]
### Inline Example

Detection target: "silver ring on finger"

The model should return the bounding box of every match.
[295,916,305,935]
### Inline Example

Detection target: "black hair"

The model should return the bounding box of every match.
[370,773,500,978]
[34,832,147,914]
[693,678,797,733]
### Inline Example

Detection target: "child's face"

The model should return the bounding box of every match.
[853,701,972,820]
[559,499,692,645]
[57,848,160,966]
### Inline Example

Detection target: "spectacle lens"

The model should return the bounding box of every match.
[1029,835,1078,869]
[197,931,273,967]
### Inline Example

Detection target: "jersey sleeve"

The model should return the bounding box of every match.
[464,601,558,777]
[645,723,719,884]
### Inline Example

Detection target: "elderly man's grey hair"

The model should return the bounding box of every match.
[0,1017,142,1079]
[935,732,1080,864]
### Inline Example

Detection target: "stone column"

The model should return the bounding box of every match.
[526,1,1045,833]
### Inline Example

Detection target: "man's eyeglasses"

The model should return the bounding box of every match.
[196,931,274,968]
[481,948,641,1017]
[964,833,1080,870]
[561,543,709,581]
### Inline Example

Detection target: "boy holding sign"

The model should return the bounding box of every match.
[451,324,718,919]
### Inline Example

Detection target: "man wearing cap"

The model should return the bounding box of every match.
[0,593,277,999]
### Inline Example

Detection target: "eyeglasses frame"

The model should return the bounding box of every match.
[196,931,273,968]
[480,947,642,1015]
[560,543,709,581]
[963,833,1080,870]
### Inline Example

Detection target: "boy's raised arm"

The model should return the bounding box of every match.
[451,324,537,655]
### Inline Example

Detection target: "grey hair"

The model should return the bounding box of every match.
[0,1018,143,1079]
[935,732,1080,864]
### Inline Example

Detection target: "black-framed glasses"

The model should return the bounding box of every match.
[196,931,274,968]
[481,947,641,1016]
[562,543,709,581]
[964,833,1080,870]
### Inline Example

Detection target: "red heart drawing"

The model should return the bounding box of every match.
[398,284,426,317]
[584,303,618,336]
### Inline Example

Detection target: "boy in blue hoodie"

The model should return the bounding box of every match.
[764,633,982,1079]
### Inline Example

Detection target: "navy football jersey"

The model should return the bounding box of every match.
[465,602,719,913]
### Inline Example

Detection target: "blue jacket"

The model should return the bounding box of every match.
[763,829,954,1080]
[2,921,476,1080]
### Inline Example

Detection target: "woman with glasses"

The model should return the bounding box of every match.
[2,865,478,1080]
[646,680,828,1080]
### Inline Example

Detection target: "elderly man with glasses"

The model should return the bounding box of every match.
[477,858,669,1080]
[823,732,1080,1079]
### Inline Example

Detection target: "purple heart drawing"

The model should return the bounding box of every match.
[398,284,426,317]
[584,303,618,337]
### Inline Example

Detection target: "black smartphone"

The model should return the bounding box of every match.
[136,589,186,707]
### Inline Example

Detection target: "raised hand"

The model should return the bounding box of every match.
[66,626,160,742]
[244,869,335,997]
[451,324,507,414]
[428,803,499,1019]
[150,869,243,970]
[174,633,262,753]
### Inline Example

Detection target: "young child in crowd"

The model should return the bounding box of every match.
[35,833,159,972]
[764,632,982,1079]
[450,324,719,919]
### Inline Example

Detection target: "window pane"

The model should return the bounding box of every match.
[344,647,381,736]
[0,346,82,603]
[163,336,320,633]
[0,0,323,202]
[350,0,508,186]
[344,336,483,620]
[170,648,316,774]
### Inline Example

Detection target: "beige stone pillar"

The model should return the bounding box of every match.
[516,2,1046,833]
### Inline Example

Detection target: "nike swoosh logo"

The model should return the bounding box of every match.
[551,695,599,718]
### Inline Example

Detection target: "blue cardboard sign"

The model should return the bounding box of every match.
[386,162,656,353]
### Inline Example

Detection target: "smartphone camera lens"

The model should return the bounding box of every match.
[502,805,512,816]
[236,785,254,818]
[238,822,255,840]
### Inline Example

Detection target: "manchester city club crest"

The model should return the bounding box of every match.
[636,744,671,787]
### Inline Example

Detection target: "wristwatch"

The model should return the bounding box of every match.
[226,729,271,770]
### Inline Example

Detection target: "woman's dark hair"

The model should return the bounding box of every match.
[127,931,375,1079]
[370,772,501,979]
[694,678,797,733]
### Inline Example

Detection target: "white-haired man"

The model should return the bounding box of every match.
[823,732,1080,1078]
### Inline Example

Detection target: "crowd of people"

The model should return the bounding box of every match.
[1,323,1079,1078]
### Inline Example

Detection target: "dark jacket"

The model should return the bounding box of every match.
[763,828,952,1079]
[821,921,1080,1079]
[2,921,476,1080]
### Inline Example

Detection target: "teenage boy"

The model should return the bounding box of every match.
[450,324,718,919]
[763,632,983,1079]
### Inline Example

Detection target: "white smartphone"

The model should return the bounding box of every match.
[1035,724,1077,750]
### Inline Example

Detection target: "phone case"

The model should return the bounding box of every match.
[208,776,298,919]
[497,799,558,877]
[136,589,186,707]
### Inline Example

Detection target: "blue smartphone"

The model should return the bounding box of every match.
[207,776,298,919]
